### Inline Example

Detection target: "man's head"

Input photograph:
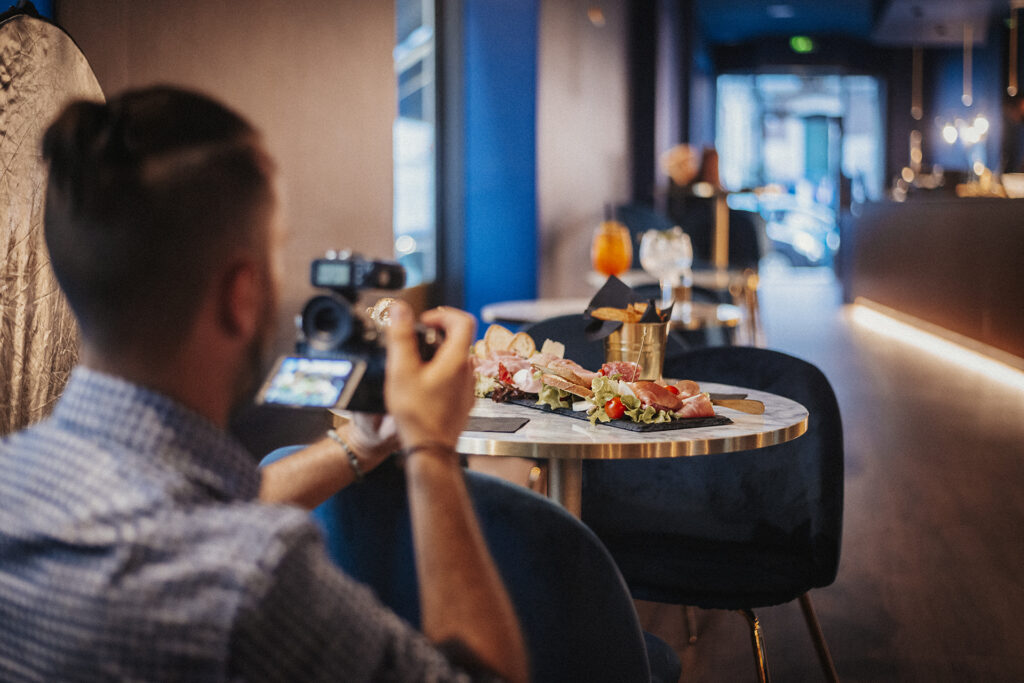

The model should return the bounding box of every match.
[42,86,279,416]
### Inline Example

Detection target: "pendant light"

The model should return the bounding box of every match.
[1010,1,1024,96]
[911,45,923,120]
[963,23,974,106]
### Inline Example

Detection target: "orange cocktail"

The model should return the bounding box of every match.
[591,220,633,276]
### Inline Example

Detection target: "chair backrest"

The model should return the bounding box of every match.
[613,202,676,248]
[520,314,606,370]
[581,346,843,594]
[667,195,766,271]
[309,459,654,683]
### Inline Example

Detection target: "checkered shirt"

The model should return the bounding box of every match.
[0,367,486,682]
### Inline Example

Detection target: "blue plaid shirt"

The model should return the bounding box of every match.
[0,367,484,682]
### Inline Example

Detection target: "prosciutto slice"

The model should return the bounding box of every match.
[628,381,684,412]
[472,353,532,378]
[601,361,642,382]
[674,392,715,418]
[672,379,701,398]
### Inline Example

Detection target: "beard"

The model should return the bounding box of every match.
[228,280,278,426]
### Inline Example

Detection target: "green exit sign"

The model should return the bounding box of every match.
[790,36,816,54]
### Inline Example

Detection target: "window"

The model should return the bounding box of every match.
[394,0,437,286]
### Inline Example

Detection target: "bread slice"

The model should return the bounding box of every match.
[483,324,515,353]
[541,373,593,399]
[532,363,585,387]
[509,331,536,358]
[539,339,565,358]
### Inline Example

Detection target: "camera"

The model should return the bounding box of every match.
[256,251,443,413]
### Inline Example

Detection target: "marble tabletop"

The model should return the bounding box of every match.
[457,381,808,460]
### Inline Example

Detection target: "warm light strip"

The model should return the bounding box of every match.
[848,299,1024,392]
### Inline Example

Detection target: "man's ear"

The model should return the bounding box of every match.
[218,261,261,339]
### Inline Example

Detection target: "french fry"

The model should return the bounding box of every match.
[590,306,635,322]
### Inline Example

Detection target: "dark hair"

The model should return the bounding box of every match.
[42,85,275,355]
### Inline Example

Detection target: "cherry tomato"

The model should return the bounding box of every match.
[664,385,680,395]
[604,396,626,420]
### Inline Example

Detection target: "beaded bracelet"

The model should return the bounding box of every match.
[326,429,364,482]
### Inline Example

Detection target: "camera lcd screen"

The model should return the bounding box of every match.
[257,356,365,409]
[314,261,353,288]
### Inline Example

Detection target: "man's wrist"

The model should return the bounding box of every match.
[401,441,458,459]
[326,429,364,482]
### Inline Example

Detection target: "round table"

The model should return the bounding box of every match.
[480,297,742,331]
[457,382,808,516]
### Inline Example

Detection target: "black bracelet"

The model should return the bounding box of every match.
[326,429,364,482]
[401,441,458,458]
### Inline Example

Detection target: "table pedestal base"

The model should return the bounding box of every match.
[548,458,582,517]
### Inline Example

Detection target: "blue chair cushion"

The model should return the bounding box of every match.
[644,631,683,683]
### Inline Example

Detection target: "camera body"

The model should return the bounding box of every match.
[257,251,441,414]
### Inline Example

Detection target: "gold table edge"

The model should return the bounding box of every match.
[456,415,809,460]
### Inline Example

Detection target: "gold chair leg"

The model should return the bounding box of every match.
[739,608,771,683]
[684,605,699,644]
[798,593,840,682]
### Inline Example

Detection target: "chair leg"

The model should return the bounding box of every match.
[798,593,840,682]
[684,605,699,644]
[739,608,771,683]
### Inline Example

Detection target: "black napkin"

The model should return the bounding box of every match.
[583,275,673,341]
[464,416,530,433]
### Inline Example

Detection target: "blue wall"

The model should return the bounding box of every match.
[461,0,538,322]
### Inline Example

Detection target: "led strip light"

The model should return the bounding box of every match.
[848,299,1024,392]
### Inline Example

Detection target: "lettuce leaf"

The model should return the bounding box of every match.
[474,374,498,398]
[537,382,573,410]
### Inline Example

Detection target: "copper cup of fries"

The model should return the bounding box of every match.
[591,303,669,381]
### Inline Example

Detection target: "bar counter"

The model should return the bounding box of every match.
[842,197,1024,361]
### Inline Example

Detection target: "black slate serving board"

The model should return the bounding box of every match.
[507,398,733,432]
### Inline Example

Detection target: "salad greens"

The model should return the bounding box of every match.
[536,373,675,424]
[587,375,673,424]
[537,382,573,410]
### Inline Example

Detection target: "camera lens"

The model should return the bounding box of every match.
[301,295,356,351]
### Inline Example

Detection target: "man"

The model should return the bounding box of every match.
[0,86,527,682]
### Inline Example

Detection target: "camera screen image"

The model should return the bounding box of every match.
[257,356,365,409]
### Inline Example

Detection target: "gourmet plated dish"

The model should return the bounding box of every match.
[470,324,716,426]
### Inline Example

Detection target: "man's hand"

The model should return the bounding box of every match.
[384,302,476,449]
[258,414,398,509]
[343,412,399,471]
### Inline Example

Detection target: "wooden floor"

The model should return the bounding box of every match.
[637,268,1024,682]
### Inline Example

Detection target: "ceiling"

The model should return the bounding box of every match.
[695,0,1007,47]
